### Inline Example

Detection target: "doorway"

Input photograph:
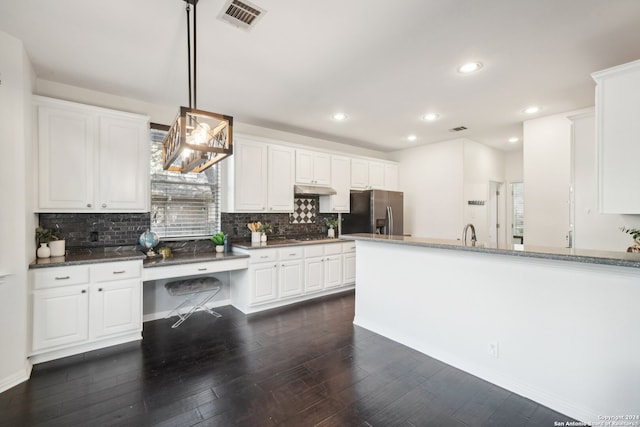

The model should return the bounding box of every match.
[488,181,506,247]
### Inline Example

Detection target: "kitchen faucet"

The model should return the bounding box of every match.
[462,223,477,247]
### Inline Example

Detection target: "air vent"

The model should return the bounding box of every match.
[218,0,266,31]
[449,126,468,132]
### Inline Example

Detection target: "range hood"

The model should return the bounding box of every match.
[294,184,337,196]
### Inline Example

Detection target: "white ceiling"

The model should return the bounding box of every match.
[2,0,640,152]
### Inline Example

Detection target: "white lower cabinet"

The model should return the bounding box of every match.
[30,260,143,363]
[232,242,355,314]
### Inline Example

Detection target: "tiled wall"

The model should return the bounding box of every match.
[221,211,337,242]
[39,213,150,249]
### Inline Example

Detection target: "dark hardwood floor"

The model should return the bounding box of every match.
[0,291,576,426]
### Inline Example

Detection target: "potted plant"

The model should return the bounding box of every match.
[258,223,272,242]
[35,226,58,258]
[620,226,640,252]
[324,217,339,238]
[210,231,226,253]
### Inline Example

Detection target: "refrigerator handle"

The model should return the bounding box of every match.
[387,206,393,235]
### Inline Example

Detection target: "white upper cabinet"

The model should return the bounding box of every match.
[592,60,640,213]
[227,139,268,212]
[35,96,149,212]
[222,137,294,213]
[319,155,350,213]
[351,158,399,191]
[267,145,295,212]
[350,159,369,189]
[295,149,331,185]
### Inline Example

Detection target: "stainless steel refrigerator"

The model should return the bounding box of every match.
[342,190,403,235]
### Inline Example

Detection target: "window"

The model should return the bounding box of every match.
[150,126,221,239]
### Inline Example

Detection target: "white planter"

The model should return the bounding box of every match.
[327,228,335,238]
[261,233,267,242]
[37,243,51,258]
[251,232,261,243]
[215,245,224,253]
[49,240,66,257]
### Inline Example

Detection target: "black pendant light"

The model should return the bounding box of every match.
[162,0,233,173]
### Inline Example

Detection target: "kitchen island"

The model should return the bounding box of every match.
[341,233,640,425]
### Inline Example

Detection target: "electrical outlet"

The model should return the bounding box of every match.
[488,341,499,359]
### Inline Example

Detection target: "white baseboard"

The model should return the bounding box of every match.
[0,360,32,394]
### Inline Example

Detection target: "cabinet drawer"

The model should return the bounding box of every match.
[32,266,90,290]
[250,249,278,264]
[304,245,324,258]
[324,244,342,256]
[92,261,141,282]
[277,247,303,260]
[342,242,356,253]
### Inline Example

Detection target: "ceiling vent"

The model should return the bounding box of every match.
[218,0,266,31]
[449,126,468,132]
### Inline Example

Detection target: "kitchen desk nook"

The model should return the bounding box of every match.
[341,233,640,426]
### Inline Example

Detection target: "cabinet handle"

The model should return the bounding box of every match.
[289,253,297,256]
[260,255,269,259]
[101,203,107,208]
[197,268,207,271]
[55,276,70,280]
[87,203,92,208]
[98,288,103,292]
[274,264,277,268]
[112,270,126,274]
[81,289,86,294]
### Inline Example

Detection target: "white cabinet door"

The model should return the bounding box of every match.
[98,115,149,211]
[37,105,95,210]
[235,141,268,211]
[351,159,369,189]
[268,145,295,212]
[295,150,315,184]
[592,60,640,213]
[385,163,399,191]
[32,285,89,351]
[368,161,386,189]
[319,155,350,213]
[324,255,343,289]
[304,257,324,293]
[250,263,278,304]
[313,152,331,186]
[91,279,141,339]
[343,253,356,285]
[296,150,331,185]
[279,260,304,298]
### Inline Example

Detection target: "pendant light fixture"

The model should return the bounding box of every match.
[163,0,233,173]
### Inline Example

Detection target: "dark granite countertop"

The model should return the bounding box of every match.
[30,250,145,269]
[232,237,343,250]
[341,233,640,269]
[143,251,249,268]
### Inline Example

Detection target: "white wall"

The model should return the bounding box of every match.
[35,79,390,160]
[391,139,464,239]
[0,30,35,393]
[571,112,640,251]
[391,138,505,244]
[523,109,589,247]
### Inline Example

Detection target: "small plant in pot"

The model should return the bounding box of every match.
[324,217,340,238]
[35,226,66,258]
[210,232,226,253]
[258,223,272,242]
[620,226,640,253]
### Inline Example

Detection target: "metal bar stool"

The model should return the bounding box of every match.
[164,277,222,328]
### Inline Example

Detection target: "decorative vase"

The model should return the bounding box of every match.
[261,233,267,242]
[49,239,66,257]
[37,243,51,258]
[251,231,261,243]
[215,245,224,253]
[327,227,335,238]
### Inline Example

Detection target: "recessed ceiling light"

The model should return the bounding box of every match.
[422,113,440,122]
[523,106,540,114]
[457,62,483,74]
[407,134,417,142]
[508,137,519,143]
[332,112,347,121]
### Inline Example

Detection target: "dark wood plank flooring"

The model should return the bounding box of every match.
[0,291,577,426]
